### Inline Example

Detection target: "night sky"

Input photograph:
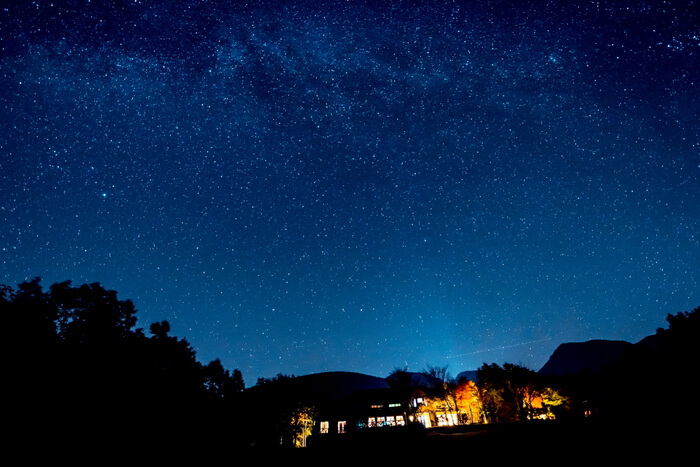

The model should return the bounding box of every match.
[2,0,698,385]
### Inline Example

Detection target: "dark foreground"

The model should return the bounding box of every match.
[19,418,689,463]
[288,419,691,462]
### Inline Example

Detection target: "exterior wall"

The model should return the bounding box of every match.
[313,387,410,440]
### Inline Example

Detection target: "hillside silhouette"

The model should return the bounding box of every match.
[538,339,634,377]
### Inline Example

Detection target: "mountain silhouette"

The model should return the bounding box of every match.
[292,371,391,400]
[250,336,662,398]
[537,339,634,377]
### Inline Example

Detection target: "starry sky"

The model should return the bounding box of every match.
[1,0,698,385]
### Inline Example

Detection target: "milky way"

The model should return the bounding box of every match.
[1,0,698,384]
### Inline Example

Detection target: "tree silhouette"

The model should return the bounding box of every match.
[50,280,138,345]
[597,305,700,424]
[203,358,245,399]
[5,277,58,349]
[387,367,421,424]
[421,365,458,425]
[477,362,540,423]
[1,278,245,449]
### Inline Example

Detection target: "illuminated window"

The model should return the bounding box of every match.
[338,421,346,433]
[384,415,406,426]
[320,421,329,434]
[417,413,431,428]
[389,403,401,408]
[437,413,459,426]
[371,404,383,409]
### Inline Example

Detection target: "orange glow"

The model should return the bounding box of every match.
[455,380,485,424]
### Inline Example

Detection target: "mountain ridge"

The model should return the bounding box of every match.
[247,336,657,394]
[537,339,635,377]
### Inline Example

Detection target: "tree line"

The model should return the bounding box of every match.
[2,277,246,449]
[385,362,569,430]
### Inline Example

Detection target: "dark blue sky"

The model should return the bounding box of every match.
[2,0,698,384]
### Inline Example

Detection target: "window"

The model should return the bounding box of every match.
[437,413,459,426]
[338,421,346,433]
[384,415,406,427]
[417,413,431,428]
[320,421,329,434]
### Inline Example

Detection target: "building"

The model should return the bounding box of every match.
[310,386,422,446]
